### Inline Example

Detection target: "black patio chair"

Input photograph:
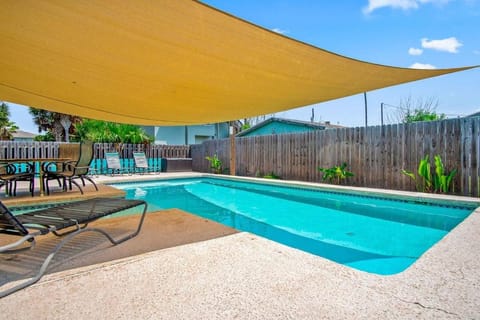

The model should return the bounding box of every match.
[42,143,82,193]
[0,162,35,197]
[44,141,98,195]
[0,197,148,298]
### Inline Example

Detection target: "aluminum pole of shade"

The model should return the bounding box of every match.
[381,102,385,126]
[364,92,368,127]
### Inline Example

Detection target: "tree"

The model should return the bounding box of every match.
[58,114,73,142]
[0,102,19,140]
[29,108,82,142]
[74,119,153,144]
[389,96,446,124]
[34,131,56,141]
[404,108,446,123]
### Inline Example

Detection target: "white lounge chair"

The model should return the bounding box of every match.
[105,152,130,175]
[133,152,160,174]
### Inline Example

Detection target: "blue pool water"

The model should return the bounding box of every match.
[111,177,477,275]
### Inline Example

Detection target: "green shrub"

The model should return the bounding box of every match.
[318,163,354,185]
[262,172,280,179]
[402,155,456,193]
[205,154,223,174]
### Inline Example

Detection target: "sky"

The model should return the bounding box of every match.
[6,0,480,132]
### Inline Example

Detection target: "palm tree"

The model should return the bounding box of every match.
[0,102,19,140]
[29,108,82,142]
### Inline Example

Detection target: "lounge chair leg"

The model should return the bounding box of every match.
[83,176,99,191]
[69,179,84,194]
[30,178,35,197]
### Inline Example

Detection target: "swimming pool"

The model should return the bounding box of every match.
[110,177,478,275]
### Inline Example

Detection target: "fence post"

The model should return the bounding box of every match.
[230,132,236,176]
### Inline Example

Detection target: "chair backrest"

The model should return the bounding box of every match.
[58,143,81,171]
[73,141,94,175]
[133,152,148,169]
[105,152,122,169]
[0,201,29,236]
[58,143,81,160]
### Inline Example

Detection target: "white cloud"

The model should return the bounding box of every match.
[474,50,480,55]
[271,28,287,35]
[421,37,462,53]
[408,47,423,55]
[409,62,437,69]
[363,0,451,14]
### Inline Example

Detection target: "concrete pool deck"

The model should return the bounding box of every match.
[1,172,479,319]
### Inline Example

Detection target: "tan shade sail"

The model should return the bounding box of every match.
[0,0,475,125]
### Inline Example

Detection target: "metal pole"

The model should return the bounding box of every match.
[381,102,384,126]
[364,92,368,127]
[229,122,236,176]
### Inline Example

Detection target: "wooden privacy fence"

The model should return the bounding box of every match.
[0,142,190,174]
[192,117,480,197]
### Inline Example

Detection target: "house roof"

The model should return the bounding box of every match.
[0,1,475,126]
[12,130,37,139]
[236,117,339,136]
[465,111,480,118]
[317,121,345,129]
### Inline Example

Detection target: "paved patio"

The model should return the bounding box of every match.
[1,172,479,319]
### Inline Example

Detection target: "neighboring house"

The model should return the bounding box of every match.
[465,111,480,118]
[11,130,37,142]
[142,122,231,145]
[236,117,343,137]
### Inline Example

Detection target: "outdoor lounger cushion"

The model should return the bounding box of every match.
[0,197,147,298]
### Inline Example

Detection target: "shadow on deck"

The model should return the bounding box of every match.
[1,179,237,291]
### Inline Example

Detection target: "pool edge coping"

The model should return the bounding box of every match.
[101,172,480,208]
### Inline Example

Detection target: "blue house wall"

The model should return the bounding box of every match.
[143,123,230,145]
[239,121,320,137]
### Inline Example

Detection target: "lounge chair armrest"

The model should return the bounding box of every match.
[0,233,37,253]
[7,163,17,174]
[1,163,34,174]
[0,163,18,174]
